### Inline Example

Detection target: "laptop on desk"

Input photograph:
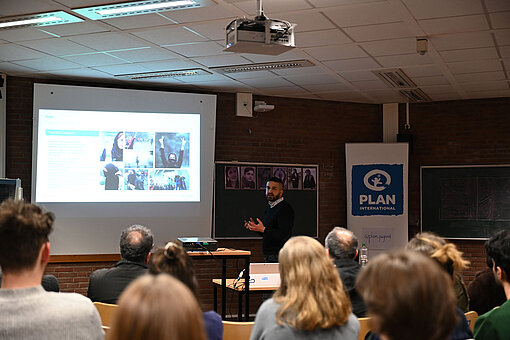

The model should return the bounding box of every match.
[249,263,280,287]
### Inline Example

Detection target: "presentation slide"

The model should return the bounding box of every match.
[35,109,200,202]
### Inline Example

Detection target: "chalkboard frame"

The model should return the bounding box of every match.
[213,161,319,239]
[421,165,510,240]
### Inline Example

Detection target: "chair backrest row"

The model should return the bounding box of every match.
[223,321,254,340]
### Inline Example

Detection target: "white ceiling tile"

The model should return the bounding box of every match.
[413,75,450,86]
[430,31,494,51]
[12,56,81,71]
[47,68,113,79]
[39,22,111,37]
[273,12,334,33]
[61,53,128,67]
[185,20,236,41]
[193,78,248,87]
[240,50,303,63]
[461,81,509,91]
[231,0,312,15]
[258,86,310,95]
[429,93,462,101]
[0,27,56,42]
[131,27,207,46]
[339,70,380,81]
[301,83,350,92]
[308,0,385,6]
[316,91,370,103]
[485,0,510,12]
[141,59,201,71]
[102,13,175,30]
[489,12,510,29]
[304,45,368,61]
[440,47,499,62]
[225,70,279,80]
[324,58,380,71]
[191,54,252,68]
[344,22,412,42]
[108,47,180,63]
[325,2,406,27]
[270,65,324,76]
[447,59,503,74]
[284,73,339,86]
[18,38,96,56]
[494,29,510,46]
[295,29,353,48]
[91,63,151,76]
[467,89,510,99]
[163,42,227,57]
[351,79,388,90]
[455,71,507,83]
[368,89,406,103]
[418,15,489,35]
[0,44,48,61]
[402,65,444,77]
[163,4,240,23]
[0,61,39,73]
[69,32,149,51]
[361,38,416,56]
[0,0,59,16]
[239,77,295,88]
[177,73,231,83]
[375,54,434,67]
[403,0,483,19]
[420,85,456,95]
[501,45,510,58]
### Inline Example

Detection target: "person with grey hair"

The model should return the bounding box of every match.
[88,225,153,304]
[325,226,367,317]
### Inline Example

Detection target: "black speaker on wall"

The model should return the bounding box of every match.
[397,133,413,155]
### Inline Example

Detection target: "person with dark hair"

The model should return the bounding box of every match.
[468,255,506,316]
[325,226,367,317]
[103,163,121,190]
[356,251,459,340]
[242,167,256,189]
[109,274,206,340]
[101,132,124,162]
[0,271,60,292]
[0,199,103,339]
[303,169,316,189]
[474,229,510,340]
[245,177,294,262]
[149,241,223,340]
[88,225,153,304]
[159,136,185,168]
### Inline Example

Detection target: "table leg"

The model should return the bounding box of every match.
[222,258,227,319]
[238,288,243,321]
[213,284,218,313]
[245,256,250,321]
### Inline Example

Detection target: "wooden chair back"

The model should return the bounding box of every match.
[358,317,372,340]
[223,321,254,340]
[93,301,118,328]
[464,310,478,332]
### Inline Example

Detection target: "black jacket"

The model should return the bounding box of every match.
[87,259,147,304]
[333,258,367,317]
[262,200,294,256]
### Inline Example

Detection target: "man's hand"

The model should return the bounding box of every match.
[245,218,265,233]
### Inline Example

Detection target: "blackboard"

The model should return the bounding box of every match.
[421,165,510,239]
[214,162,318,238]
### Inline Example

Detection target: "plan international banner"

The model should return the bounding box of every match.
[346,143,408,259]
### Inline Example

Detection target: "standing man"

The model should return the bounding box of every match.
[245,177,294,262]
[325,226,367,317]
[474,229,510,340]
[0,199,103,339]
[88,224,153,304]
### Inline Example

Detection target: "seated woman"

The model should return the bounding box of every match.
[250,236,359,340]
[149,242,223,340]
[108,274,205,340]
[356,251,459,340]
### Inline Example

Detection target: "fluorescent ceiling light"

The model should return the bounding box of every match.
[116,68,212,79]
[0,11,83,30]
[211,60,315,74]
[73,0,210,20]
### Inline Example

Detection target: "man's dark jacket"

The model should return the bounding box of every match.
[87,259,147,304]
[333,258,367,317]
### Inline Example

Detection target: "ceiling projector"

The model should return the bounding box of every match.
[224,9,296,55]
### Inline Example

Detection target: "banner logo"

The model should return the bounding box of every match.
[352,164,403,216]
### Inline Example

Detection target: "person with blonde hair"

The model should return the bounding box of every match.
[250,236,359,340]
[356,250,459,340]
[149,241,223,340]
[108,274,205,340]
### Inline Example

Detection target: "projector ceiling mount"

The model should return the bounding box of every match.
[224,0,296,55]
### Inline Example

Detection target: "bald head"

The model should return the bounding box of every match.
[325,227,358,260]
[120,225,153,263]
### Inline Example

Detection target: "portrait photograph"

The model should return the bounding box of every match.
[225,166,239,189]
[273,167,287,189]
[257,167,272,190]
[241,166,256,190]
[303,167,317,190]
[288,167,302,190]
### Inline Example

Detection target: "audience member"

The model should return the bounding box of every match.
[468,255,506,316]
[473,229,510,340]
[149,241,223,340]
[0,270,60,292]
[250,236,360,340]
[88,224,153,304]
[108,274,206,340]
[356,251,458,340]
[0,199,103,340]
[325,226,367,317]
[406,232,470,312]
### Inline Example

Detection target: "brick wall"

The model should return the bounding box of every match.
[5,75,510,312]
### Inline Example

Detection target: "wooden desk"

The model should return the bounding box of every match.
[189,248,251,321]
[212,278,279,321]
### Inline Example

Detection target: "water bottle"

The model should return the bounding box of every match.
[359,243,368,268]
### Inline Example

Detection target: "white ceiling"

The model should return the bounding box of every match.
[0,0,509,103]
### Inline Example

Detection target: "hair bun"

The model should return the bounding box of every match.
[164,242,179,260]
